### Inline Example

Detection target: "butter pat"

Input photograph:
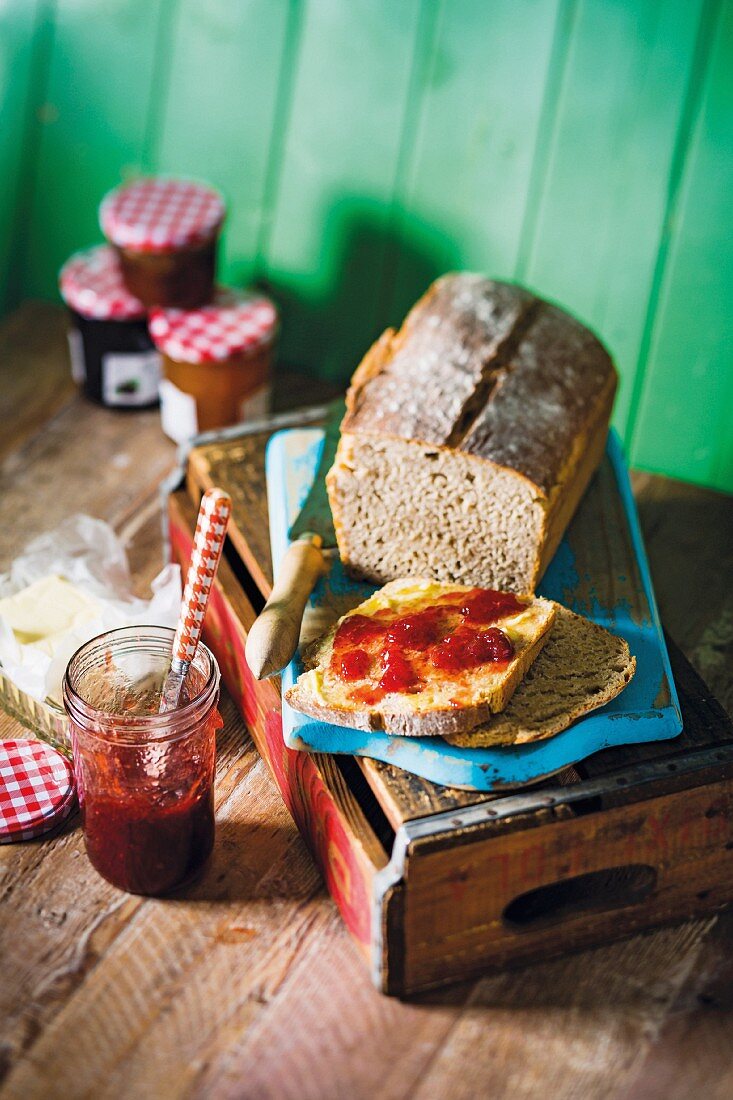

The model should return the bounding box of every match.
[0,575,103,656]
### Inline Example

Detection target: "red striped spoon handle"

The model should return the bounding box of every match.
[160,487,232,712]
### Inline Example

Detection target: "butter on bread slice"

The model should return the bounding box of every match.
[285,578,556,737]
[445,606,636,747]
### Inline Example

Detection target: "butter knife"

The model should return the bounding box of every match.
[245,398,344,680]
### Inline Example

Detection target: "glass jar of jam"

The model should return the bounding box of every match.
[149,287,278,443]
[63,626,221,896]
[59,245,161,409]
[99,177,225,309]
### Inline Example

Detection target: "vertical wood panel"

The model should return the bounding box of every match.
[153,0,292,289]
[516,0,704,437]
[386,0,564,324]
[3,0,732,489]
[630,0,732,492]
[21,0,167,300]
[0,0,48,311]
[261,0,423,379]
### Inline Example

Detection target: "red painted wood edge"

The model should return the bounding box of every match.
[169,499,376,950]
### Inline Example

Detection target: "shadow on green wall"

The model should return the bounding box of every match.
[254,196,461,385]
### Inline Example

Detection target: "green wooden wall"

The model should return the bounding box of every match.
[1,0,731,491]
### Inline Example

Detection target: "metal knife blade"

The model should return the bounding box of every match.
[287,397,345,546]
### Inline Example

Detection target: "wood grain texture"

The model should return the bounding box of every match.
[517,0,705,438]
[261,0,424,379]
[153,0,292,288]
[21,0,167,299]
[186,411,733,831]
[180,387,733,998]
[1,303,733,1097]
[2,1,731,488]
[0,0,45,312]
[385,0,562,321]
[0,302,74,463]
[629,0,733,492]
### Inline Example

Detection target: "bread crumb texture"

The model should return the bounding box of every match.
[445,607,636,747]
[286,579,556,737]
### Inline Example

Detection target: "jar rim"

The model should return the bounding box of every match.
[63,625,219,742]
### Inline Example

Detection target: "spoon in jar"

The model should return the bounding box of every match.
[159,487,232,713]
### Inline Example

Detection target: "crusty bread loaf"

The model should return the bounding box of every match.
[285,579,557,737]
[445,607,636,747]
[327,273,617,595]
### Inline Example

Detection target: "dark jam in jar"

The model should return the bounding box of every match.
[82,769,216,896]
[329,588,524,704]
[64,627,221,896]
[59,245,161,410]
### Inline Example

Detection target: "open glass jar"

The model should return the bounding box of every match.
[63,626,221,895]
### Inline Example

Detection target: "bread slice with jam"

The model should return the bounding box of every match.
[285,579,557,737]
[444,606,636,747]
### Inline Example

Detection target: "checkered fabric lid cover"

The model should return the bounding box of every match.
[0,739,76,843]
[149,287,278,364]
[59,244,147,321]
[100,177,225,252]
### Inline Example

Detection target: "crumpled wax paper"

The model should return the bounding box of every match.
[0,514,182,705]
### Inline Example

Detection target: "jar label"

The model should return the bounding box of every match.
[67,329,86,383]
[102,351,161,407]
[160,378,199,443]
[239,383,271,423]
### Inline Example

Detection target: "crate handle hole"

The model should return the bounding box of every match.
[502,864,657,929]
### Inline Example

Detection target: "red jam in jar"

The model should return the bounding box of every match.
[99,177,226,309]
[63,626,221,896]
[329,588,524,703]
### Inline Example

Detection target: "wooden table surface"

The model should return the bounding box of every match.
[1,303,732,1100]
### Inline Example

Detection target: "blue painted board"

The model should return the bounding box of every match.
[268,428,681,791]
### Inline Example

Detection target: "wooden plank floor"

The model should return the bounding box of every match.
[1,303,732,1100]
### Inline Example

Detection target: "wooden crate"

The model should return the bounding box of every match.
[167,427,733,997]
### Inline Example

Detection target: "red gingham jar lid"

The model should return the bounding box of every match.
[0,739,76,843]
[149,287,278,364]
[59,244,147,321]
[100,177,225,252]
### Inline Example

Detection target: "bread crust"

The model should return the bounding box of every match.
[328,274,617,594]
[339,275,616,491]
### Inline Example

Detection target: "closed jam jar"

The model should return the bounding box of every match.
[149,287,278,443]
[59,245,161,409]
[99,177,225,309]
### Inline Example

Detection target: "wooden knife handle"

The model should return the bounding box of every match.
[245,535,327,680]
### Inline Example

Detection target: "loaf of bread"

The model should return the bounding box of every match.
[327,274,617,594]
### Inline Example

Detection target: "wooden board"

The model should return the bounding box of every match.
[171,475,733,996]
[186,423,733,825]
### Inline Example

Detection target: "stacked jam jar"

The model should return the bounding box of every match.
[59,177,278,439]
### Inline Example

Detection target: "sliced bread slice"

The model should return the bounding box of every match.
[285,578,557,737]
[445,606,636,747]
